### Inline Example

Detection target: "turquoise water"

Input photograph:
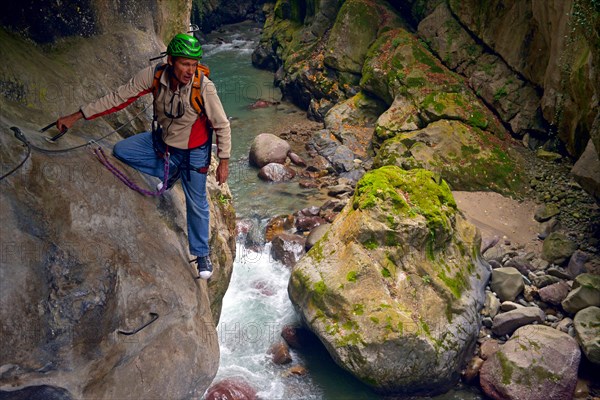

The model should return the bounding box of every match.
[202,22,484,400]
[202,22,326,220]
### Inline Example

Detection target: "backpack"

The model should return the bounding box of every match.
[151,63,210,115]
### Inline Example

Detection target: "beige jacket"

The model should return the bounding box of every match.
[80,64,231,159]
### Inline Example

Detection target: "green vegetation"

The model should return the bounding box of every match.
[307,231,328,262]
[437,268,468,298]
[314,280,327,296]
[413,44,444,73]
[353,167,457,238]
[353,304,364,315]
[467,110,489,129]
[362,237,379,250]
[347,271,358,282]
[494,85,508,101]
[572,0,600,47]
[497,351,514,385]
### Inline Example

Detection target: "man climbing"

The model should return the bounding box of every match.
[56,33,231,280]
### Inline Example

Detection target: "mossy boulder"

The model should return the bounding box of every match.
[479,325,581,400]
[288,166,489,395]
[573,306,600,365]
[562,273,600,314]
[373,120,526,195]
[541,232,578,265]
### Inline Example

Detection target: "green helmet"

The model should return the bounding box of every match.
[166,33,203,60]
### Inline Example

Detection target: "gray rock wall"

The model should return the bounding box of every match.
[0,1,235,397]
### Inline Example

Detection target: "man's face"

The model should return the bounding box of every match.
[170,56,198,85]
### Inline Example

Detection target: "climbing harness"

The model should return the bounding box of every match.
[118,312,159,336]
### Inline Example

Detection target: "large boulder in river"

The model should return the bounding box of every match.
[249,133,291,168]
[480,325,581,400]
[289,166,489,395]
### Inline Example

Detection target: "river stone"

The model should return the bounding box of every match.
[205,377,258,400]
[573,306,600,364]
[491,307,545,337]
[288,151,307,167]
[556,317,574,334]
[270,233,306,268]
[567,250,589,278]
[541,232,578,265]
[258,163,296,182]
[538,281,571,305]
[288,167,490,395]
[482,291,501,318]
[264,214,295,243]
[536,148,562,162]
[499,301,523,312]
[490,267,524,302]
[533,203,560,222]
[0,385,74,400]
[374,96,421,141]
[479,339,500,360]
[480,325,580,400]
[268,341,293,365]
[538,217,560,240]
[462,356,484,384]
[534,203,560,222]
[531,273,561,288]
[249,133,291,168]
[561,273,600,314]
[546,265,572,280]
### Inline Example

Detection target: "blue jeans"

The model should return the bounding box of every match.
[113,132,210,257]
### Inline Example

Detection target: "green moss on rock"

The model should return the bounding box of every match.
[353,166,457,235]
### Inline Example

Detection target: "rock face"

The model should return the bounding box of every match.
[480,325,581,400]
[254,0,600,199]
[192,0,266,33]
[445,0,599,159]
[0,131,235,400]
[288,166,489,395]
[0,2,236,398]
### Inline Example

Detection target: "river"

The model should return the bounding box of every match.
[201,21,484,400]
